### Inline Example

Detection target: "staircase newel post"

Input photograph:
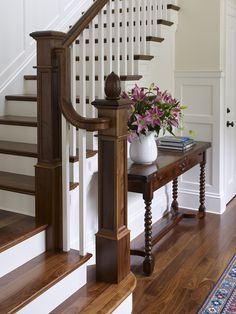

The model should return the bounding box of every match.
[30,31,66,251]
[92,72,132,283]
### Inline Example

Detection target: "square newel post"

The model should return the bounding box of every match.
[92,73,132,283]
[30,31,66,251]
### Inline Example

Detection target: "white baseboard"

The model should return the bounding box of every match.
[179,188,226,214]
[18,263,87,314]
[0,230,45,278]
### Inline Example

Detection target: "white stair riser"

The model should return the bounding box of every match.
[6,100,37,117]
[17,263,87,314]
[24,81,37,95]
[0,154,36,176]
[0,125,37,144]
[0,190,35,216]
[0,230,45,278]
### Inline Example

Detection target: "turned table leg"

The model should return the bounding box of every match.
[199,151,206,219]
[143,186,155,276]
[171,177,179,216]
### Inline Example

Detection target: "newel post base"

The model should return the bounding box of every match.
[92,73,132,283]
[30,31,66,251]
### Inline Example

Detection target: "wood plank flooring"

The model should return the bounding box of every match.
[131,198,236,314]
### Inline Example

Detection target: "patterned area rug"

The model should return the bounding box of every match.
[198,254,236,313]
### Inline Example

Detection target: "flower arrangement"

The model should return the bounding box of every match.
[122,84,185,142]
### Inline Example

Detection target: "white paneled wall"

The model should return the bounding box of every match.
[0,0,93,114]
[175,71,226,213]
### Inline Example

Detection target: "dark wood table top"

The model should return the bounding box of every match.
[128,141,211,183]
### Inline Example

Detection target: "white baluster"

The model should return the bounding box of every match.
[114,0,120,75]
[98,10,105,98]
[106,1,113,74]
[162,0,168,21]
[62,116,70,252]
[121,0,128,75]
[78,31,87,256]
[135,0,141,55]
[128,0,134,75]
[87,20,96,150]
[147,0,152,36]
[70,43,77,172]
[141,0,147,54]
[157,0,163,20]
[153,0,158,37]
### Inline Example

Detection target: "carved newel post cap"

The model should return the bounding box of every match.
[105,72,121,100]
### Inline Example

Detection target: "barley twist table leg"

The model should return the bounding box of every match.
[143,186,155,276]
[199,151,206,219]
[171,177,179,216]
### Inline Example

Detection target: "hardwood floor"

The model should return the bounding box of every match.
[131,198,236,314]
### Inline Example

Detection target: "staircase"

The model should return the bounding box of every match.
[0,1,180,313]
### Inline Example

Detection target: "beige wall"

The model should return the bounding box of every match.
[175,0,224,71]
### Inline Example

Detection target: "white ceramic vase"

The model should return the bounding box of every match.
[130,132,158,164]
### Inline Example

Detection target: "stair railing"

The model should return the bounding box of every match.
[31,0,175,283]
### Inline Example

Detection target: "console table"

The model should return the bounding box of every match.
[128,141,211,276]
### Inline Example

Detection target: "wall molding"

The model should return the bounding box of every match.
[175,70,226,214]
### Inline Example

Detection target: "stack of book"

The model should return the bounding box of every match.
[157,136,195,151]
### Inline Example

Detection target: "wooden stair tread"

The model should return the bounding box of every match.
[167,4,181,11]
[24,75,37,80]
[0,141,37,157]
[0,116,37,127]
[5,94,37,102]
[52,266,136,314]
[146,36,165,43]
[157,19,174,26]
[69,149,97,163]
[0,171,35,195]
[0,250,92,313]
[0,209,47,253]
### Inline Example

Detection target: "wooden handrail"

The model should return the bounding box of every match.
[60,98,110,131]
[62,0,109,48]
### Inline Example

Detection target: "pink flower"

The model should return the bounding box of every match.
[145,107,163,128]
[132,114,149,133]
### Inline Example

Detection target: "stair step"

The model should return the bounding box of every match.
[167,4,181,11]
[0,171,35,195]
[146,36,165,43]
[52,266,136,313]
[0,141,37,157]
[76,54,154,62]
[0,250,92,314]
[157,19,174,26]
[0,170,79,194]
[0,209,46,253]
[0,116,37,127]
[5,94,37,102]
[24,75,37,80]
[76,36,164,45]
[69,149,97,163]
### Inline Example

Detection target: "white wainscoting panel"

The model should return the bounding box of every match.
[175,71,226,214]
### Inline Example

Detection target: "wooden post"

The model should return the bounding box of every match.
[30,31,66,251]
[92,72,132,283]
